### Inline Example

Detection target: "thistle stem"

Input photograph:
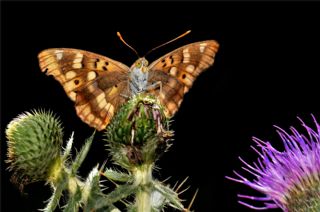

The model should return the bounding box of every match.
[133,164,153,212]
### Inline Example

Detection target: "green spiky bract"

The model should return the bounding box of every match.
[6,110,63,187]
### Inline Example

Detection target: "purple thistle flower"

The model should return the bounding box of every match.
[226,115,320,211]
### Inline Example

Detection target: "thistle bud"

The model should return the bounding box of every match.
[104,94,173,169]
[5,110,63,188]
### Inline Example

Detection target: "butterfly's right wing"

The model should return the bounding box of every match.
[38,48,130,130]
[148,40,219,116]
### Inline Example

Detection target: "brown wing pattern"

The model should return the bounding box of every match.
[38,48,130,130]
[148,40,219,116]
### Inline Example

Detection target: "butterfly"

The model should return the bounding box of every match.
[38,32,219,131]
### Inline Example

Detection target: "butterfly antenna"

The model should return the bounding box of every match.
[144,30,191,57]
[117,32,140,58]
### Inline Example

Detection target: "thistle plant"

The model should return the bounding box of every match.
[226,115,320,211]
[5,94,195,212]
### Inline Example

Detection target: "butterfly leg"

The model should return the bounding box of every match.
[120,94,130,99]
[120,80,132,99]
[147,81,163,98]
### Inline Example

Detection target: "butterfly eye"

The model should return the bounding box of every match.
[136,61,141,68]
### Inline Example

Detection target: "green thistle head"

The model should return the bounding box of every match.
[5,110,63,188]
[104,94,173,169]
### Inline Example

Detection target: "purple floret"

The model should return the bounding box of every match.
[226,115,320,210]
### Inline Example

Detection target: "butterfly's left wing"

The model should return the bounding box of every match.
[148,40,219,116]
[38,48,130,130]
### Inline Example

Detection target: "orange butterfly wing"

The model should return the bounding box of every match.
[38,48,130,130]
[148,40,219,116]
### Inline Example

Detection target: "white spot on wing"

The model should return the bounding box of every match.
[186,65,195,73]
[169,67,177,76]
[108,103,115,115]
[105,102,111,111]
[200,43,207,53]
[65,80,77,92]
[183,49,191,63]
[73,53,84,64]
[98,99,107,109]
[183,76,193,86]
[183,55,190,63]
[96,92,105,103]
[87,71,97,81]
[55,51,63,60]
[72,63,82,69]
[69,91,76,101]
[66,71,76,79]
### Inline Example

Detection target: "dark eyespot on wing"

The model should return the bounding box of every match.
[169,55,174,64]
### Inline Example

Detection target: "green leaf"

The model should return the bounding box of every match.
[104,168,133,183]
[93,184,138,210]
[62,132,74,161]
[108,183,138,204]
[71,131,95,174]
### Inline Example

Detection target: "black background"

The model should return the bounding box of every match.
[2,1,320,211]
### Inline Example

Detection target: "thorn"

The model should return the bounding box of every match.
[161,176,172,183]
[98,160,108,175]
[178,185,190,195]
[120,199,130,207]
[185,188,199,212]
[175,176,189,192]
[172,180,179,191]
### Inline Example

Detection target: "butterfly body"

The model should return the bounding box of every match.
[129,58,150,95]
[38,40,219,131]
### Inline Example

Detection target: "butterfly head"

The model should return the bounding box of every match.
[132,58,149,72]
